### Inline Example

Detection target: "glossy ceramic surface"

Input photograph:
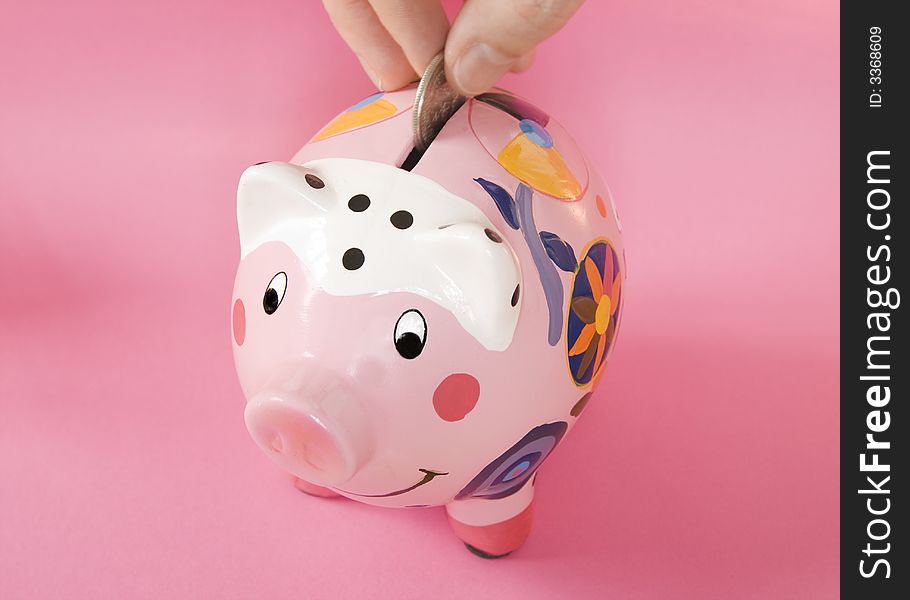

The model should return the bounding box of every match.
[232,86,625,541]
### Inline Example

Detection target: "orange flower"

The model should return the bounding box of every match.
[566,243,622,384]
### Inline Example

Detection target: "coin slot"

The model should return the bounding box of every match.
[398,146,424,171]
[475,91,550,125]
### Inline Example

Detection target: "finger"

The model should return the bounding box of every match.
[509,49,536,73]
[367,0,450,75]
[444,0,584,96]
[323,0,417,90]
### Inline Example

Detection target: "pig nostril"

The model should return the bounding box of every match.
[269,434,285,453]
[302,444,326,472]
[245,392,372,487]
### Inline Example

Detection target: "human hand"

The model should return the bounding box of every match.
[323,0,584,96]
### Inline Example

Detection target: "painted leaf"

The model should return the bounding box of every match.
[474,178,519,230]
[539,231,578,272]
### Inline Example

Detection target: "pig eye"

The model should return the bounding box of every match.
[394,309,427,359]
[262,272,287,315]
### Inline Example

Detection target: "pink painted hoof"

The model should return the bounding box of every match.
[294,478,341,498]
[447,502,534,558]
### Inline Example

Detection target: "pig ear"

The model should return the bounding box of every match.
[416,221,522,351]
[236,162,333,256]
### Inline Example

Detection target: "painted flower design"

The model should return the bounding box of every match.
[566,240,622,386]
[310,91,401,142]
[498,119,582,200]
[468,92,587,201]
[456,422,567,500]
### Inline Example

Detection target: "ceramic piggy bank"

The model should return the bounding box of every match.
[231,88,625,558]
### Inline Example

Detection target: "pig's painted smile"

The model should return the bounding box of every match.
[340,469,448,498]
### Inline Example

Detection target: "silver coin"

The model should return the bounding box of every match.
[413,53,467,152]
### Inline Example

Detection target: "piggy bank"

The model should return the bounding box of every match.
[231,87,625,558]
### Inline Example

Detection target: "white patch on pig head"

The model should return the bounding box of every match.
[237,158,522,351]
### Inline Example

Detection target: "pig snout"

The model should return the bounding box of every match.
[244,383,372,487]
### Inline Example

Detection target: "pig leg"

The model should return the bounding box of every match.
[445,479,535,558]
[293,477,341,498]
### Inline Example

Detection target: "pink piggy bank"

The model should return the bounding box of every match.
[231,88,625,558]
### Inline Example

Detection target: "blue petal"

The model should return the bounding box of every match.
[474,178,519,230]
[519,119,554,148]
[347,91,384,111]
[539,231,578,272]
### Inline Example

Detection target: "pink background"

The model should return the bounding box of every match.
[0,1,838,598]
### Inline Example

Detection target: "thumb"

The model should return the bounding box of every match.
[444,0,584,96]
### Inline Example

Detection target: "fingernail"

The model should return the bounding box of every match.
[452,43,514,96]
[357,55,383,91]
